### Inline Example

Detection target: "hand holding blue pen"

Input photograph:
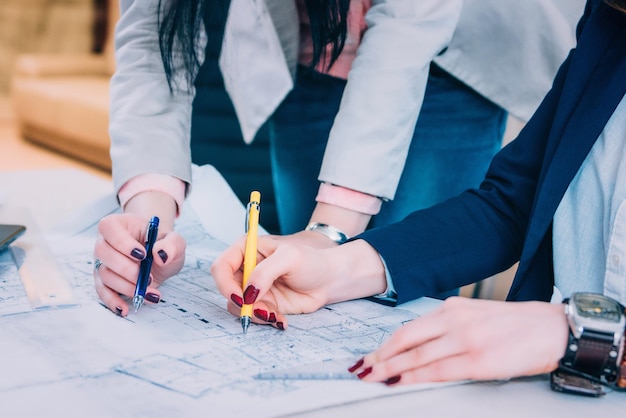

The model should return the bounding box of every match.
[133,216,159,312]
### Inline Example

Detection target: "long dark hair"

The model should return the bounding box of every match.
[157,0,349,91]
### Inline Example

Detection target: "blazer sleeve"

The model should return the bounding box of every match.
[358,44,578,303]
[356,1,597,303]
[109,0,207,196]
[317,0,463,201]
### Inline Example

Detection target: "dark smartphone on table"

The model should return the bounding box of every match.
[0,224,26,252]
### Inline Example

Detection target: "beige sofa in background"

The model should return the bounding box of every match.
[10,0,118,172]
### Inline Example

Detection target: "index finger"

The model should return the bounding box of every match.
[211,235,247,299]
[98,214,152,261]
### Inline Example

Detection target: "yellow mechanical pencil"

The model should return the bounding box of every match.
[241,191,260,335]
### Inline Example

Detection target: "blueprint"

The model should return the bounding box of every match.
[0,165,450,418]
[0,248,31,315]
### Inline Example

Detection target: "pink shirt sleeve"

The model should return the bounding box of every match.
[118,174,187,215]
[316,182,382,216]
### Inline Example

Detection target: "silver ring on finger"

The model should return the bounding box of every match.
[94,258,103,273]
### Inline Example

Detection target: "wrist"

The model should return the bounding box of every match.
[124,190,177,232]
[324,239,387,305]
[368,254,397,306]
[309,202,371,238]
[118,173,186,216]
[305,222,349,244]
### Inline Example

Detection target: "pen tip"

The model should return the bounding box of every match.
[133,296,143,313]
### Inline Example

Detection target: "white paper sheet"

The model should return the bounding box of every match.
[0,165,456,418]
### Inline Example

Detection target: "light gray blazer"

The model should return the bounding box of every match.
[110,0,584,202]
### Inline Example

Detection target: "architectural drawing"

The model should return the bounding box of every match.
[0,166,442,418]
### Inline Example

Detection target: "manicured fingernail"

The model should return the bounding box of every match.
[268,312,277,323]
[357,367,372,379]
[276,322,285,331]
[147,275,153,286]
[158,249,168,263]
[145,292,160,303]
[243,285,259,304]
[384,375,401,386]
[131,248,145,259]
[115,306,123,316]
[230,294,243,307]
[348,358,364,373]
[254,309,269,321]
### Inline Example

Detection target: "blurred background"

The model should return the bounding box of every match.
[0,0,104,94]
[2,0,281,234]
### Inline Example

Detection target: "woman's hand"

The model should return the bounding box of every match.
[347,297,569,385]
[93,213,186,316]
[211,236,387,330]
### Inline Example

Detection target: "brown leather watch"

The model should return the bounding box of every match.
[551,293,625,396]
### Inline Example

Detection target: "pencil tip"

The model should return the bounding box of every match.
[241,316,250,335]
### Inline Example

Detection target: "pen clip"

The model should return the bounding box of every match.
[244,200,260,233]
[245,202,251,233]
[244,191,261,234]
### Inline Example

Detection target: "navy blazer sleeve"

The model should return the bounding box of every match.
[357,0,618,303]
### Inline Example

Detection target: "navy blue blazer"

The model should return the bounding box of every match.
[360,0,626,304]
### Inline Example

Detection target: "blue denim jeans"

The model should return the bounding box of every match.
[270,65,507,234]
[270,65,506,299]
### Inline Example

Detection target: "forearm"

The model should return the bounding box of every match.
[305,182,383,241]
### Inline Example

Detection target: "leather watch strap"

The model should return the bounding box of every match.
[562,329,618,380]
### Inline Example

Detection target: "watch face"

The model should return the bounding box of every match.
[573,293,623,323]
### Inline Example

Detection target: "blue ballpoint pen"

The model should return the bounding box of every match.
[133,216,159,312]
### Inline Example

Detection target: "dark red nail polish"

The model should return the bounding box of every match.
[276,321,285,331]
[268,312,277,323]
[130,248,145,260]
[158,249,168,263]
[243,285,259,304]
[145,292,160,304]
[115,306,123,316]
[254,309,269,321]
[384,375,401,386]
[230,294,243,307]
[147,275,153,286]
[357,367,373,379]
[348,358,364,373]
